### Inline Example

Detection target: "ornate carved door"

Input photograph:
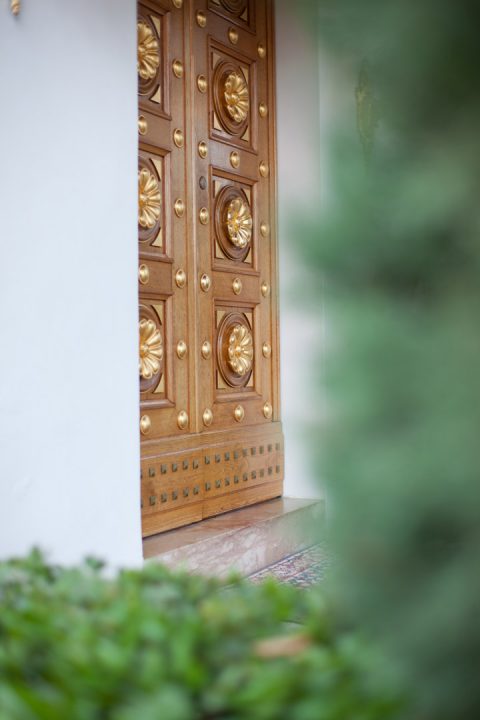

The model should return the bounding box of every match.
[138,0,283,536]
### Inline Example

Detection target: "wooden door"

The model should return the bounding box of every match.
[138,0,283,536]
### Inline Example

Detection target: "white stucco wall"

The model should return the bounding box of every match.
[276,1,323,500]
[0,1,142,566]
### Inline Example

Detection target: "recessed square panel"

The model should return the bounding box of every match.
[138,149,170,256]
[139,301,166,400]
[215,305,256,398]
[208,0,255,33]
[209,41,257,152]
[138,4,170,118]
[212,171,256,269]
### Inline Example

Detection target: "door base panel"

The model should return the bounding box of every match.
[141,422,284,536]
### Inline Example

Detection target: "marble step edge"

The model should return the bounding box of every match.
[144,497,325,577]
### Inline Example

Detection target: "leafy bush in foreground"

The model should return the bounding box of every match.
[0,550,402,720]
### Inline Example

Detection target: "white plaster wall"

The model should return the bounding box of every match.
[275,2,357,503]
[0,0,142,566]
[275,1,323,500]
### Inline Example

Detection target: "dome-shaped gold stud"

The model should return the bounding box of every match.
[201,340,212,359]
[138,115,148,135]
[258,43,266,58]
[198,141,208,159]
[175,268,187,288]
[196,10,207,27]
[262,342,272,358]
[259,161,269,178]
[263,402,273,420]
[203,408,213,427]
[234,405,245,423]
[140,415,152,435]
[138,264,150,285]
[174,198,185,218]
[172,59,184,78]
[200,273,211,292]
[261,281,270,298]
[230,152,240,169]
[259,103,268,118]
[232,278,243,295]
[177,411,189,430]
[197,75,207,93]
[176,340,187,359]
[228,27,239,44]
[173,129,184,148]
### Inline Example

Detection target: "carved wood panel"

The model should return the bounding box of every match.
[138,0,282,536]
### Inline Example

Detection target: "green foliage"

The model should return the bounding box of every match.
[295,1,480,718]
[0,550,401,720]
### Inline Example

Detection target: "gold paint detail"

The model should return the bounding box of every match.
[228,324,253,376]
[196,10,207,27]
[174,198,185,218]
[140,415,152,436]
[201,340,212,359]
[203,408,214,427]
[259,161,269,178]
[197,75,208,93]
[177,411,189,430]
[137,21,160,81]
[176,340,187,359]
[234,405,245,423]
[138,264,150,285]
[224,72,249,124]
[172,59,184,78]
[138,115,148,135]
[230,151,240,169]
[263,402,273,420]
[199,207,209,225]
[261,281,270,298]
[259,102,268,118]
[198,141,208,159]
[262,342,272,358]
[172,0,183,7]
[138,168,161,230]
[232,277,243,295]
[175,268,187,288]
[200,273,211,292]
[260,221,269,238]
[227,196,252,249]
[139,319,163,380]
[257,43,266,58]
[173,129,184,148]
[228,27,239,45]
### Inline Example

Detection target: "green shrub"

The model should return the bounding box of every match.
[295,1,480,718]
[0,550,401,720]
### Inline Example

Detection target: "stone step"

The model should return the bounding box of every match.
[143,497,324,577]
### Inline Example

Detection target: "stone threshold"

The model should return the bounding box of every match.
[143,496,324,577]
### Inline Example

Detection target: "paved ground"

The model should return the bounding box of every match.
[249,543,330,587]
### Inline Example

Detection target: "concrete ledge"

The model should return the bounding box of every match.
[143,497,324,577]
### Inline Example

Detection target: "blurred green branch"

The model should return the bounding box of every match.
[292,1,480,718]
